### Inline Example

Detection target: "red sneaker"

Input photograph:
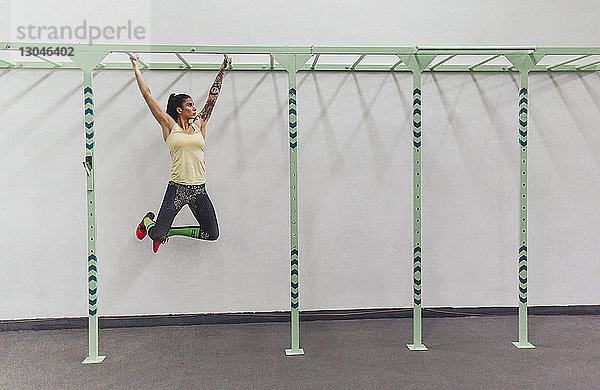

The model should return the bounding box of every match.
[136,212,155,240]
[152,237,168,253]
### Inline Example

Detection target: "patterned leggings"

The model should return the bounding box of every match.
[148,181,219,242]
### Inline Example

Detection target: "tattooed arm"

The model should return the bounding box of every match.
[193,56,230,135]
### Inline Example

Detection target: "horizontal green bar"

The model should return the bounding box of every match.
[312,46,416,55]
[0,62,598,72]
[416,47,536,56]
[2,42,600,57]
[417,46,536,50]
[534,47,600,55]
[0,41,313,54]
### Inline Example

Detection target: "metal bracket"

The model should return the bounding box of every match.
[83,155,92,176]
[70,49,109,72]
[271,53,313,74]
[397,54,437,73]
[505,53,545,73]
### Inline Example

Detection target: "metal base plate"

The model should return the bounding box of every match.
[82,355,106,364]
[407,344,428,351]
[285,348,305,356]
[512,341,535,349]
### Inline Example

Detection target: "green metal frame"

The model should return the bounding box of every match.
[1,42,600,71]
[1,42,598,361]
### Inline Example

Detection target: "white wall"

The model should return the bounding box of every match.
[0,1,599,320]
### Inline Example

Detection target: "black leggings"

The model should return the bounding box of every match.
[148,181,219,242]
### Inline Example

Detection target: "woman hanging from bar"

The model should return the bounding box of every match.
[129,53,230,253]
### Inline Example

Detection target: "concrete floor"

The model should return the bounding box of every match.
[1,315,599,389]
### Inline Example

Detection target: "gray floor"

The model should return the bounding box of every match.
[1,315,599,389]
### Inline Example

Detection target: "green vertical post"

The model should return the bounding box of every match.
[399,54,434,351]
[82,69,105,363]
[514,71,534,349]
[512,69,535,349]
[407,70,426,351]
[287,69,302,356]
[71,50,108,364]
[272,53,311,356]
[506,54,542,349]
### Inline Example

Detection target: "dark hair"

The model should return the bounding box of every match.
[166,93,192,121]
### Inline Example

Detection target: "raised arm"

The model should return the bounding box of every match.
[130,54,176,141]
[193,56,230,129]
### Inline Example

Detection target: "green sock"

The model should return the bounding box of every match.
[167,226,202,239]
[143,216,155,232]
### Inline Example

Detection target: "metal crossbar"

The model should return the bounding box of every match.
[1,42,599,72]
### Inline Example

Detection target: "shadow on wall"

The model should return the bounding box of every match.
[220,71,273,170]
[468,72,515,164]
[305,71,352,175]
[2,69,69,141]
[350,71,403,173]
[549,73,600,167]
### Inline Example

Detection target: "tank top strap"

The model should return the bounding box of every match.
[171,122,182,133]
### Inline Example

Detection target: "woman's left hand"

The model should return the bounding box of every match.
[220,56,231,71]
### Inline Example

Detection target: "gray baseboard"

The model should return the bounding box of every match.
[1,305,598,332]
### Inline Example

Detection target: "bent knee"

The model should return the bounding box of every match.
[148,226,167,243]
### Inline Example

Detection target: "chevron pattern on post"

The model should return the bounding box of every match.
[88,254,99,316]
[518,88,528,147]
[413,88,422,149]
[291,248,299,309]
[413,86,423,307]
[413,246,422,305]
[518,245,527,304]
[289,88,297,150]
[518,86,528,306]
[84,86,95,150]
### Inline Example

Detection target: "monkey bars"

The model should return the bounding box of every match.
[1,41,598,362]
[2,42,600,71]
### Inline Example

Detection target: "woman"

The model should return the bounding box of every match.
[130,53,230,253]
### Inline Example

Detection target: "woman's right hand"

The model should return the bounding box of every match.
[129,53,139,69]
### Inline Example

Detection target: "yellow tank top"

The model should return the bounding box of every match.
[166,122,206,185]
